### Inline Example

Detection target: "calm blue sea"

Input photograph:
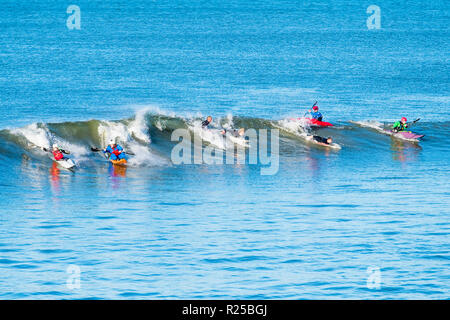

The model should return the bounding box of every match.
[0,0,449,299]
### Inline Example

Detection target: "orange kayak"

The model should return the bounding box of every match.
[110,158,127,166]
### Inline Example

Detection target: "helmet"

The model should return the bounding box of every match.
[312,106,319,111]
[52,143,58,149]
[401,117,407,122]
[109,139,116,145]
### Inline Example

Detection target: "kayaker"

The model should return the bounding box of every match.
[392,117,408,132]
[104,140,127,161]
[202,116,213,128]
[312,136,332,145]
[308,106,323,121]
[52,144,65,160]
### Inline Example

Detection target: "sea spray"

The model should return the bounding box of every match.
[128,109,151,143]
[171,128,279,175]
[11,123,52,149]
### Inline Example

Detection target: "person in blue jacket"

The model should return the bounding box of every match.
[308,105,323,121]
[103,140,127,161]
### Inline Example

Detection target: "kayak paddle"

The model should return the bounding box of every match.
[43,147,70,154]
[304,101,318,117]
[406,118,421,128]
[91,146,135,156]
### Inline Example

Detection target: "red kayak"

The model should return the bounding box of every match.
[290,117,334,127]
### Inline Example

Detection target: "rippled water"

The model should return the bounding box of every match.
[0,0,449,299]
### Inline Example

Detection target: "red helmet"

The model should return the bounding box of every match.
[401,117,407,122]
[312,106,319,111]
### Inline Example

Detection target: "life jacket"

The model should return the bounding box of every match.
[53,150,64,160]
[110,145,121,156]
[311,111,323,120]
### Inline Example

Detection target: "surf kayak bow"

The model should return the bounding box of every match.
[110,158,127,166]
[291,118,334,127]
[50,155,76,169]
[384,130,425,142]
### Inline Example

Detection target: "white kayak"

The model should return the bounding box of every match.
[50,155,76,169]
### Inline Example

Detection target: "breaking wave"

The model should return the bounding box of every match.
[0,108,445,168]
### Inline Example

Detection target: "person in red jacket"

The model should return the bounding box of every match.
[52,144,65,160]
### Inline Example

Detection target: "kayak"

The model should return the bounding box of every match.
[383,130,424,142]
[41,147,75,169]
[349,121,424,142]
[306,118,333,127]
[110,158,127,166]
[50,156,76,169]
[291,117,333,127]
[91,147,129,166]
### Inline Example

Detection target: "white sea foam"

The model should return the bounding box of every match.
[187,115,249,150]
[11,123,52,149]
[349,120,385,132]
[128,108,151,143]
[276,118,310,134]
[97,112,168,166]
[126,142,169,167]
[11,123,91,163]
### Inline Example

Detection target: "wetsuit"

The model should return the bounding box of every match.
[312,136,330,144]
[310,110,323,121]
[202,119,211,128]
[392,121,407,132]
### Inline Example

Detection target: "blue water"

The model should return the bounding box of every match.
[0,0,449,299]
